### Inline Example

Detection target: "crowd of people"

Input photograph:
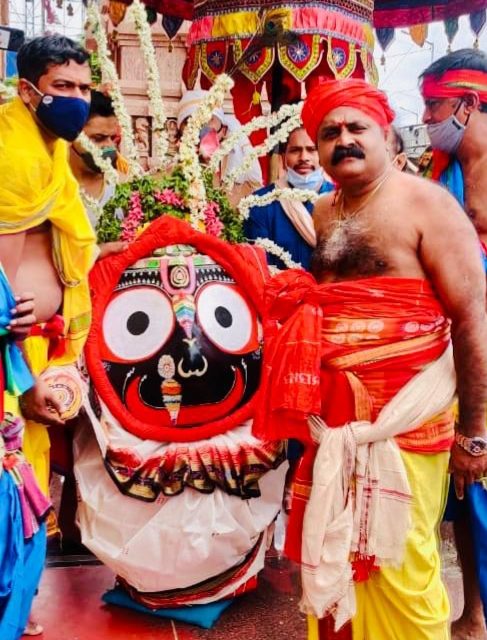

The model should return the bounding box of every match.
[1,30,487,640]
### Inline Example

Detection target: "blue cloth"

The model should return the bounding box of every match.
[0,267,34,397]
[440,156,487,623]
[102,587,233,629]
[439,157,464,207]
[243,181,333,271]
[0,473,46,640]
[468,482,487,610]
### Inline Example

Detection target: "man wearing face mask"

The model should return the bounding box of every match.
[244,126,334,271]
[0,35,97,558]
[69,90,128,260]
[420,49,487,640]
[70,90,122,225]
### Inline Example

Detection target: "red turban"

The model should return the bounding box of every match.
[421,69,487,102]
[301,79,396,143]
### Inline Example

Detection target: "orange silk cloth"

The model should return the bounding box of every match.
[254,270,455,452]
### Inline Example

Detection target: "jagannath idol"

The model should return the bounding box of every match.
[59,0,314,626]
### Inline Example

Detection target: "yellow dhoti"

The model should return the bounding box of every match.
[307,451,450,640]
[352,450,450,640]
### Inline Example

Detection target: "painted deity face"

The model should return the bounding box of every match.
[86,221,265,443]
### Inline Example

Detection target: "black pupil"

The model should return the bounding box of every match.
[127,311,149,335]
[215,306,232,328]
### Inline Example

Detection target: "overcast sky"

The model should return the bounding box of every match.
[375,15,487,126]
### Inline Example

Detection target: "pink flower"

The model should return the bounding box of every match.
[155,189,184,208]
[120,192,145,242]
[204,200,224,238]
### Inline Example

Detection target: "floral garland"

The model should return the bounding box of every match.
[77,131,119,184]
[86,2,142,179]
[95,169,243,245]
[253,237,302,270]
[222,110,302,189]
[209,103,302,173]
[238,187,319,220]
[127,0,169,169]
[178,74,234,229]
[120,191,144,242]
[79,185,106,224]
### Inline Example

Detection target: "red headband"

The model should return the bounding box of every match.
[421,69,487,102]
[302,79,395,143]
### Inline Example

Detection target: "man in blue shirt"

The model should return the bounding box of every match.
[244,126,333,271]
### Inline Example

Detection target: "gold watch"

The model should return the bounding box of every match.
[455,432,487,456]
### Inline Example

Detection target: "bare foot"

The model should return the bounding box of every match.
[451,614,487,640]
[22,619,44,636]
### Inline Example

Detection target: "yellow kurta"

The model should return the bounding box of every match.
[0,97,96,497]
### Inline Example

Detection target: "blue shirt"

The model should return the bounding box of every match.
[243,181,334,271]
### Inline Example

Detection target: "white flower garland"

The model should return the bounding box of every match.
[86,2,142,179]
[178,74,234,229]
[77,131,119,184]
[222,110,302,189]
[79,185,105,224]
[238,187,319,220]
[209,103,302,173]
[127,0,169,169]
[253,237,302,270]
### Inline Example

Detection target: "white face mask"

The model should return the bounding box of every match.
[427,103,468,154]
[286,166,324,191]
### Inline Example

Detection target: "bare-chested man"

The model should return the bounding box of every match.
[420,49,487,640]
[0,34,96,551]
[253,79,487,640]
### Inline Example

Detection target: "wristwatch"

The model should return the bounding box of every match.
[455,432,487,456]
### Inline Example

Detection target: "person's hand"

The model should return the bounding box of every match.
[98,241,128,260]
[7,292,36,340]
[20,378,65,427]
[449,441,487,499]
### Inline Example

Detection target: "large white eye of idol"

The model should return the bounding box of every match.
[102,287,174,362]
[196,283,257,354]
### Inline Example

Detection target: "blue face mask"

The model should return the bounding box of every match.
[286,166,324,191]
[28,82,90,142]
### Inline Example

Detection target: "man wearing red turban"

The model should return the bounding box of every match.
[254,77,487,640]
[420,48,487,640]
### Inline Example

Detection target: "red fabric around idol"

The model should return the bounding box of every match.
[253,271,452,446]
[301,79,396,143]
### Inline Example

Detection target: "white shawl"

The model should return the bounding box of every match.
[300,345,456,630]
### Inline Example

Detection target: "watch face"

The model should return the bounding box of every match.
[471,437,487,454]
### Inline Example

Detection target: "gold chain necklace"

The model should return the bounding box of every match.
[334,170,393,222]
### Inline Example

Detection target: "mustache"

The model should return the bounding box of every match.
[331,146,365,165]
